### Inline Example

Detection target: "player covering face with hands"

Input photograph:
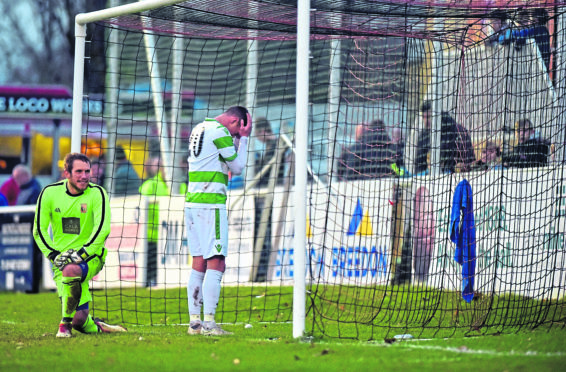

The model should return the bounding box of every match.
[33,153,127,337]
[185,106,252,335]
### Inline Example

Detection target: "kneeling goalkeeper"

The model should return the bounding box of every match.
[33,152,127,337]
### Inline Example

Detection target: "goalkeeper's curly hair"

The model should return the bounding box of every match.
[64,153,91,173]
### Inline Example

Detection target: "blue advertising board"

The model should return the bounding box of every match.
[0,220,35,292]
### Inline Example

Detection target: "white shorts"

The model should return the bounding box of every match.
[184,206,228,259]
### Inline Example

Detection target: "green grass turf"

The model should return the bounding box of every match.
[1,290,565,371]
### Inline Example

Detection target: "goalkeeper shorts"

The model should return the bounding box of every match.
[184,206,228,259]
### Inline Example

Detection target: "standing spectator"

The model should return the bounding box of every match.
[0,170,21,206]
[511,8,552,72]
[503,118,550,168]
[113,145,141,196]
[252,117,285,281]
[487,10,511,47]
[390,127,405,168]
[439,112,475,173]
[185,106,252,335]
[414,101,432,175]
[254,117,286,187]
[139,156,169,287]
[13,164,42,205]
[337,120,394,180]
[90,158,106,186]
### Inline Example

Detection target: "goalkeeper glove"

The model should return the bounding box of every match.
[54,249,86,270]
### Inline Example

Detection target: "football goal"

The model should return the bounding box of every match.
[68,0,566,340]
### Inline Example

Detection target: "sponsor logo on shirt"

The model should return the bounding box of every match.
[62,217,80,235]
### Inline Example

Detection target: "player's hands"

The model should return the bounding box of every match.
[238,113,252,138]
[53,249,84,270]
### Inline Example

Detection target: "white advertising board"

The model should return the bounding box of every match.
[412,167,566,299]
[269,180,395,286]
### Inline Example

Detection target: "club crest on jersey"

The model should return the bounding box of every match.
[81,204,87,213]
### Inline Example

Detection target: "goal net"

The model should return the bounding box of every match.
[71,0,566,339]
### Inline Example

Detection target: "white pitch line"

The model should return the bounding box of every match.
[395,343,566,358]
[312,339,566,358]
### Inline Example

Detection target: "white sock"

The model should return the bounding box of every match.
[187,270,205,318]
[202,269,223,318]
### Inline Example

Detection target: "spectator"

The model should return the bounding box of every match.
[414,101,432,175]
[252,117,284,281]
[487,10,512,47]
[0,170,21,206]
[511,8,551,72]
[439,112,476,173]
[254,117,286,187]
[337,120,394,180]
[90,157,106,186]
[503,118,550,168]
[390,127,405,168]
[113,145,141,196]
[12,164,42,294]
[13,164,42,205]
[472,141,505,171]
[139,156,169,287]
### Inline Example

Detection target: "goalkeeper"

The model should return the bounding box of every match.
[33,153,127,337]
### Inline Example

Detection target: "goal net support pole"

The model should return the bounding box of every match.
[293,0,310,339]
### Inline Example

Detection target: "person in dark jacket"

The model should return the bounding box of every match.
[439,112,476,173]
[414,101,432,175]
[503,118,550,168]
[337,119,394,180]
[14,164,41,205]
[113,145,141,196]
[511,8,551,72]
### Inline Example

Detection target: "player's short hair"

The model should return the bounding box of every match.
[64,153,91,173]
[225,106,249,127]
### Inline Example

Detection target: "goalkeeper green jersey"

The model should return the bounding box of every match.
[33,179,111,259]
[185,118,248,208]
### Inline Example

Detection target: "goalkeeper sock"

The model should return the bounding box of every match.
[202,269,223,318]
[61,276,82,319]
[187,270,205,318]
[75,314,100,334]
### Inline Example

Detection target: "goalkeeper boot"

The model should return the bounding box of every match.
[187,321,202,335]
[56,322,73,338]
[201,321,232,336]
[94,318,128,333]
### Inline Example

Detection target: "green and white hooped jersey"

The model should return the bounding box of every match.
[185,118,247,208]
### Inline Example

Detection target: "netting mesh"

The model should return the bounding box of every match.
[78,0,566,339]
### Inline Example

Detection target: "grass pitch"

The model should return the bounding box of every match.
[1,290,565,371]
